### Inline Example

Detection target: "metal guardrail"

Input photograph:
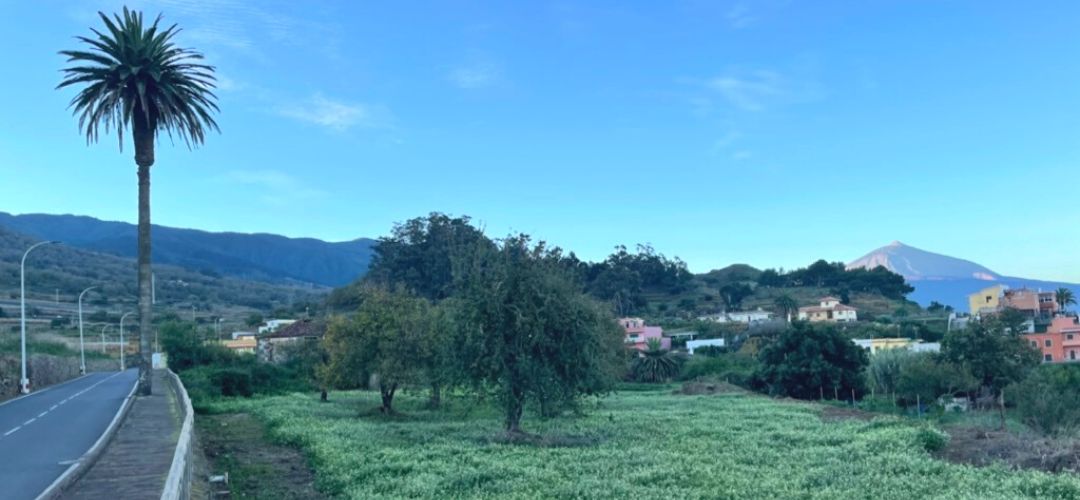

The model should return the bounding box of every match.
[161,369,194,500]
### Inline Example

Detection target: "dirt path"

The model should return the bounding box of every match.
[197,412,326,499]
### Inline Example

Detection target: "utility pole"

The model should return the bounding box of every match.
[21,240,58,394]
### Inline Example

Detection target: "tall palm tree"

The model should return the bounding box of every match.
[1056,287,1076,314]
[59,8,219,395]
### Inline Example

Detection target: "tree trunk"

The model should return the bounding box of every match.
[320,388,328,402]
[428,383,441,408]
[134,122,155,397]
[379,382,396,413]
[505,389,524,434]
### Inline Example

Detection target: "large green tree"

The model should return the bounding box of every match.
[322,287,436,413]
[59,8,219,395]
[755,322,869,400]
[454,235,626,434]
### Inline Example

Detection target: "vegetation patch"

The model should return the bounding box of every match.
[196,412,326,499]
[205,388,1080,499]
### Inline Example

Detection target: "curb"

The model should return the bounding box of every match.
[35,371,138,500]
[161,369,195,500]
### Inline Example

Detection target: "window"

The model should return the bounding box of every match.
[1069,334,1075,340]
[1045,339,1053,347]
[1030,341,1038,348]
[1072,351,1077,361]
[1044,354,1053,362]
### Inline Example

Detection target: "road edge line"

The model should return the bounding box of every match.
[0,372,96,409]
[34,371,138,500]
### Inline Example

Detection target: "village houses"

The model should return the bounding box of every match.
[618,317,670,351]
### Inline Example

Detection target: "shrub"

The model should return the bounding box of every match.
[679,353,759,388]
[1009,364,1080,436]
[895,354,977,406]
[916,426,950,453]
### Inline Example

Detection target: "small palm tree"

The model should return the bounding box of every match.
[1056,288,1076,314]
[631,339,682,383]
[774,295,797,322]
[59,8,219,395]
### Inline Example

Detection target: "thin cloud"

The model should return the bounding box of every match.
[707,70,784,112]
[276,95,389,131]
[726,4,755,29]
[448,62,502,89]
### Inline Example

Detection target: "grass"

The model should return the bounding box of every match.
[203,385,1080,499]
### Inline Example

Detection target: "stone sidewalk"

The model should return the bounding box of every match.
[63,370,181,499]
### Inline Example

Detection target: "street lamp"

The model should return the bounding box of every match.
[20,240,58,394]
[119,312,134,371]
[101,323,113,354]
[77,286,98,375]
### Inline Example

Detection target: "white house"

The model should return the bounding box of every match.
[686,338,726,355]
[797,297,857,323]
[698,308,773,324]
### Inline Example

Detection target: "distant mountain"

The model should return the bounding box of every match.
[0,225,319,312]
[847,241,1080,311]
[0,212,375,287]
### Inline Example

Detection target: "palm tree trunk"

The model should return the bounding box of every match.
[134,123,155,396]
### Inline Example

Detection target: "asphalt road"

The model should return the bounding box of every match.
[0,369,136,500]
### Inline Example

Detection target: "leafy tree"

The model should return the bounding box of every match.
[322,287,435,413]
[755,322,869,400]
[280,339,329,401]
[894,354,978,405]
[583,244,693,315]
[757,269,784,287]
[364,213,494,301]
[453,235,625,434]
[1009,364,1080,436]
[60,8,220,395]
[1055,287,1076,313]
[941,315,1040,427]
[719,283,753,311]
[773,295,797,321]
[630,339,683,383]
[245,313,264,328]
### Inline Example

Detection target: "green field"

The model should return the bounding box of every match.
[203,385,1080,499]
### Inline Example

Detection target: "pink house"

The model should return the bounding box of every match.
[619,317,670,351]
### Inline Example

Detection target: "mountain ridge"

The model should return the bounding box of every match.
[847,241,1080,311]
[0,212,375,287]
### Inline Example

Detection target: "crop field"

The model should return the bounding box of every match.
[204,386,1080,499]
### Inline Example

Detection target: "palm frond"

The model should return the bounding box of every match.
[58,7,219,150]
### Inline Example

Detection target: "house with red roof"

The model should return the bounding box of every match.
[797,297,858,323]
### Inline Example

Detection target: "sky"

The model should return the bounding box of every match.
[1,1,1078,281]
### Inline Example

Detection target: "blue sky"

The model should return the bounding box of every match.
[1,1,1078,281]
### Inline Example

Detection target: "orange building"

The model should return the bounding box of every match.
[1025,316,1080,363]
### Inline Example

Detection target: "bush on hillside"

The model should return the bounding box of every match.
[894,353,978,406]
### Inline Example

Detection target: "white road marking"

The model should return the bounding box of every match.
[0,371,127,440]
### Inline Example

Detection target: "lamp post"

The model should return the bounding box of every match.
[119,312,134,371]
[77,286,98,375]
[215,317,223,338]
[20,240,58,394]
[101,323,113,354]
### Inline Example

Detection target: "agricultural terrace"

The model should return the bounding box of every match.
[204,385,1080,499]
